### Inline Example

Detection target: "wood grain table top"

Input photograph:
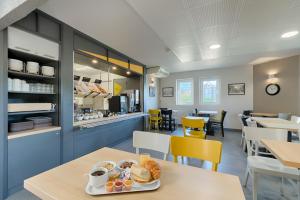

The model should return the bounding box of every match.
[250,113,278,117]
[261,139,300,169]
[252,118,300,132]
[184,116,210,123]
[24,148,245,200]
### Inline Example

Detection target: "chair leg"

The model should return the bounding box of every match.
[280,177,285,197]
[243,167,249,187]
[252,171,258,200]
[163,154,167,161]
[221,125,224,137]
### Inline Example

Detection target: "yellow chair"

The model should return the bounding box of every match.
[148,109,162,130]
[182,117,206,139]
[170,136,222,171]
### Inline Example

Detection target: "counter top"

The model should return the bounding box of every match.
[73,112,148,129]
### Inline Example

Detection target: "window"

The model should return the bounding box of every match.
[200,79,220,104]
[176,79,194,105]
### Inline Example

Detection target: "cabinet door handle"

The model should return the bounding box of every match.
[43,54,55,59]
[15,46,30,52]
[55,132,60,135]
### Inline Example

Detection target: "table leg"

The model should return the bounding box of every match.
[298,169,300,200]
[288,131,292,142]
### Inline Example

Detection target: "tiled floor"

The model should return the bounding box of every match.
[6,129,299,200]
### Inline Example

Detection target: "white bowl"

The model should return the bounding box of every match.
[41,66,55,76]
[8,59,23,71]
[26,61,39,74]
[94,161,116,172]
[117,159,138,171]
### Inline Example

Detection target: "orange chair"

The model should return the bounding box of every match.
[148,109,162,130]
[182,117,206,139]
[170,136,222,171]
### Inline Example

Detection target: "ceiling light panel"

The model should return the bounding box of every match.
[281,31,299,38]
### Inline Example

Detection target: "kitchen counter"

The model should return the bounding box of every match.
[73,112,148,129]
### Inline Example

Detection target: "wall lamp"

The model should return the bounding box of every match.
[267,74,278,83]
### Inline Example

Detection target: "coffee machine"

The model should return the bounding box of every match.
[124,90,140,112]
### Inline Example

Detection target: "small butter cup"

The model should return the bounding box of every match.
[105,181,114,192]
[123,179,133,191]
[114,180,123,192]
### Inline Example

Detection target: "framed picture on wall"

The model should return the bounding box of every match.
[228,83,245,95]
[162,87,174,97]
[149,86,156,97]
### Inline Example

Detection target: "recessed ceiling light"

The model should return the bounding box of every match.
[126,71,131,75]
[209,44,221,50]
[112,66,117,70]
[92,59,98,64]
[281,31,299,38]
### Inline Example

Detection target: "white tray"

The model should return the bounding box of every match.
[85,180,160,195]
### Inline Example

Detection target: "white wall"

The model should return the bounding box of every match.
[144,75,160,111]
[159,66,253,129]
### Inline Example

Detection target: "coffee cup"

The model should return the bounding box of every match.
[88,167,108,188]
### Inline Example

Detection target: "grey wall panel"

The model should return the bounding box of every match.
[13,12,37,32]
[74,117,144,158]
[38,14,61,42]
[60,24,75,163]
[0,29,8,200]
[74,34,106,55]
[8,131,60,195]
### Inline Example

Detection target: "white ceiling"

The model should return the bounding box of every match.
[39,0,300,73]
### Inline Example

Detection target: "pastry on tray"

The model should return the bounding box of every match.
[130,164,151,183]
[144,160,161,180]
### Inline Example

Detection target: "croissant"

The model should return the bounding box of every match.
[144,160,161,180]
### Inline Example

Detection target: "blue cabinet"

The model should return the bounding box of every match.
[8,131,61,195]
[75,117,144,158]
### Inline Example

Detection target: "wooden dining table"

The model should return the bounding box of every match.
[261,140,300,200]
[250,112,278,117]
[25,147,245,200]
[252,117,300,142]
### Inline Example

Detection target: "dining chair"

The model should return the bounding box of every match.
[290,115,300,141]
[161,109,176,132]
[170,136,222,171]
[246,118,257,127]
[243,110,253,117]
[278,113,291,120]
[243,155,299,200]
[238,114,247,151]
[244,126,287,156]
[210,110,227,137]
[148,109,162,130]
[133,131,170,160]
[291,115,300,123]
[182,117,206,139]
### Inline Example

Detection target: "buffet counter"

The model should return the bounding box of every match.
[73,112,148,129]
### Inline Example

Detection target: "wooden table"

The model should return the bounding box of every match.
[252,117,300,141]
[261,140,300,168]
[198,110,218,115]
[261,140,300,199]
[184,116,210,123]
[25,148,245,200]
[250,112,278,117]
